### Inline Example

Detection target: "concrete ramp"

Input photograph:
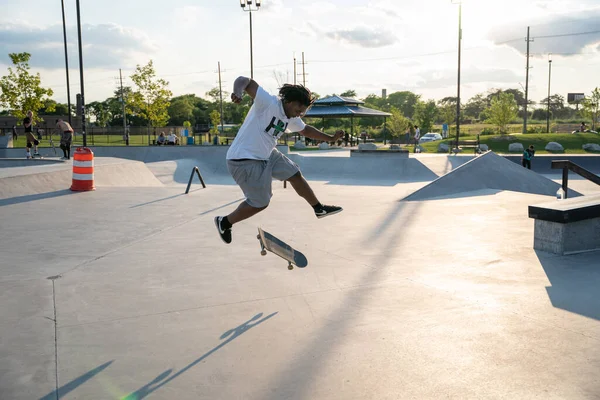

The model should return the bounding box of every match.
[145,152,438,187]
[0,159,162,200]
[288,154,437,185]
[403,151,581,201]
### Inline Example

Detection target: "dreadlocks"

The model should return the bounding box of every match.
[278,84,315,107]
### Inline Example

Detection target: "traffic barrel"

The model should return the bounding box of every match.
[70,147,96,191]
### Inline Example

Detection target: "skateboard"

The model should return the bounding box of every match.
[257,227,308,270]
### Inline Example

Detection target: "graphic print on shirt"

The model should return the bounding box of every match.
[265,116,288,137]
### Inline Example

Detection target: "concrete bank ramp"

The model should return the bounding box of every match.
[147,152,439,187]
[0,158,162,199]
[403,151,582,201]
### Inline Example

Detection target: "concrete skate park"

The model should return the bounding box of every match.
[1,144,599,399]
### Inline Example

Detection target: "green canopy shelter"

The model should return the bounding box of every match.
[304,95,392,144]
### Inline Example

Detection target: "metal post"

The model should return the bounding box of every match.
[218,62,224,134]
[119,69,128,145]
[249,10,253,79]
[75,0,87,146]
[562,167,569,199]
[60,0,72,126]
[547,54,552,133]
[455,2,462,150]
[524,26,531,134]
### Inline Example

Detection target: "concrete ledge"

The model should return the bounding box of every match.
[529,194,600,255]
[528,194,600,223]
[350,149,409,158]
[533,217,600,255]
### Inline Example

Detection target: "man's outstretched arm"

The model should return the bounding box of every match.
[298,125,344,143]
[231,76,259,103]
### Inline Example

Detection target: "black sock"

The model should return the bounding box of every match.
[66,148,70,159]
[221,216,232,229]
[312,202,323,211]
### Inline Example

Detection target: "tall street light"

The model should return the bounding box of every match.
[240,0,261,79]
[547,53,552,133]
[75,0,87,146]
[60,0,72,126]
[451,0,462,150]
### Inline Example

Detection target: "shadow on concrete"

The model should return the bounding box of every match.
[0,189,74,207]
[260,201,421,399]
[121,312,278,399]
[38,360,113,400]
[536,249,600,321]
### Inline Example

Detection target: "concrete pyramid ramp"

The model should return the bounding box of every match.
[403,151,581,201]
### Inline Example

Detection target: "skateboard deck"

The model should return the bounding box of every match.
[257,227,308,270]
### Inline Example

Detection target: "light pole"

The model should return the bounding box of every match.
[75,0,86,146]
[451,0,462,150]
[547,53,552,133]
[240,0,261,79]
[60,0,72,126]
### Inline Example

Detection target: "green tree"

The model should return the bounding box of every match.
[210,110,220,136]
[413,100,437,133]
[539,94,570,120]
[485,92,518,133]
[87,101,112,127]
[129,60,172,128]
[39,99,70,116]
[168,96,195,126]
[463,93,488,120]
[582,88,600,130]
[340,90,357,98]
[0,52,54,122]
[387,107,411,137]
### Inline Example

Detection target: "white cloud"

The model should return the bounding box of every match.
[0,22,158,69]
[487,7,600,56]
[318,25,398,48]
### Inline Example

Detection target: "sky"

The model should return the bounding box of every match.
[1,0,599,108]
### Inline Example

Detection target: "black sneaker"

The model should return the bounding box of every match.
[314,204,343,219]
[214,216,232,244]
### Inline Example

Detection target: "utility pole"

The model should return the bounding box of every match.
[547,54,552,133]
[119,69,128,145]
[301,51,306,86]
[523,26,533,134]
[218,61,224,134]
[293,55,297,85]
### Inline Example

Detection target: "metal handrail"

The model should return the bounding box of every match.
[551,160,600,199]
[185,166,207,194]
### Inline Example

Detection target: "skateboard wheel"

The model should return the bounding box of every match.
[288,264,293,270]
[257,234,260,239]
[261,250,267,256]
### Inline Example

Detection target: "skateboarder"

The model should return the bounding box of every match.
[522,145,535,169]
[56,118,74,160]
[214,76,344,244]
[23,111,40,158]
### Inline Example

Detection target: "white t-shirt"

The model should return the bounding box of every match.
[414,128,421,140]
[227,86,306,160]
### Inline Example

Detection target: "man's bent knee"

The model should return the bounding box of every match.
[287,171,303,182]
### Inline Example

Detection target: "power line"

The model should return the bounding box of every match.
[533,29,600,39]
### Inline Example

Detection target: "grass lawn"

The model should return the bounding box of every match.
[419,133,600,154]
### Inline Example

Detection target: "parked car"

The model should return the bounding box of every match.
[419,133,443,143]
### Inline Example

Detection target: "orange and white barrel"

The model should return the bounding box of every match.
[70,147,96,191]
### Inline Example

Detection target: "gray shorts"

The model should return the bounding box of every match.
[227,149,299,208]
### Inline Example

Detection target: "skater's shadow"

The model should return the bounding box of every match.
[121,312,278,399]
[0,189,73,207]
